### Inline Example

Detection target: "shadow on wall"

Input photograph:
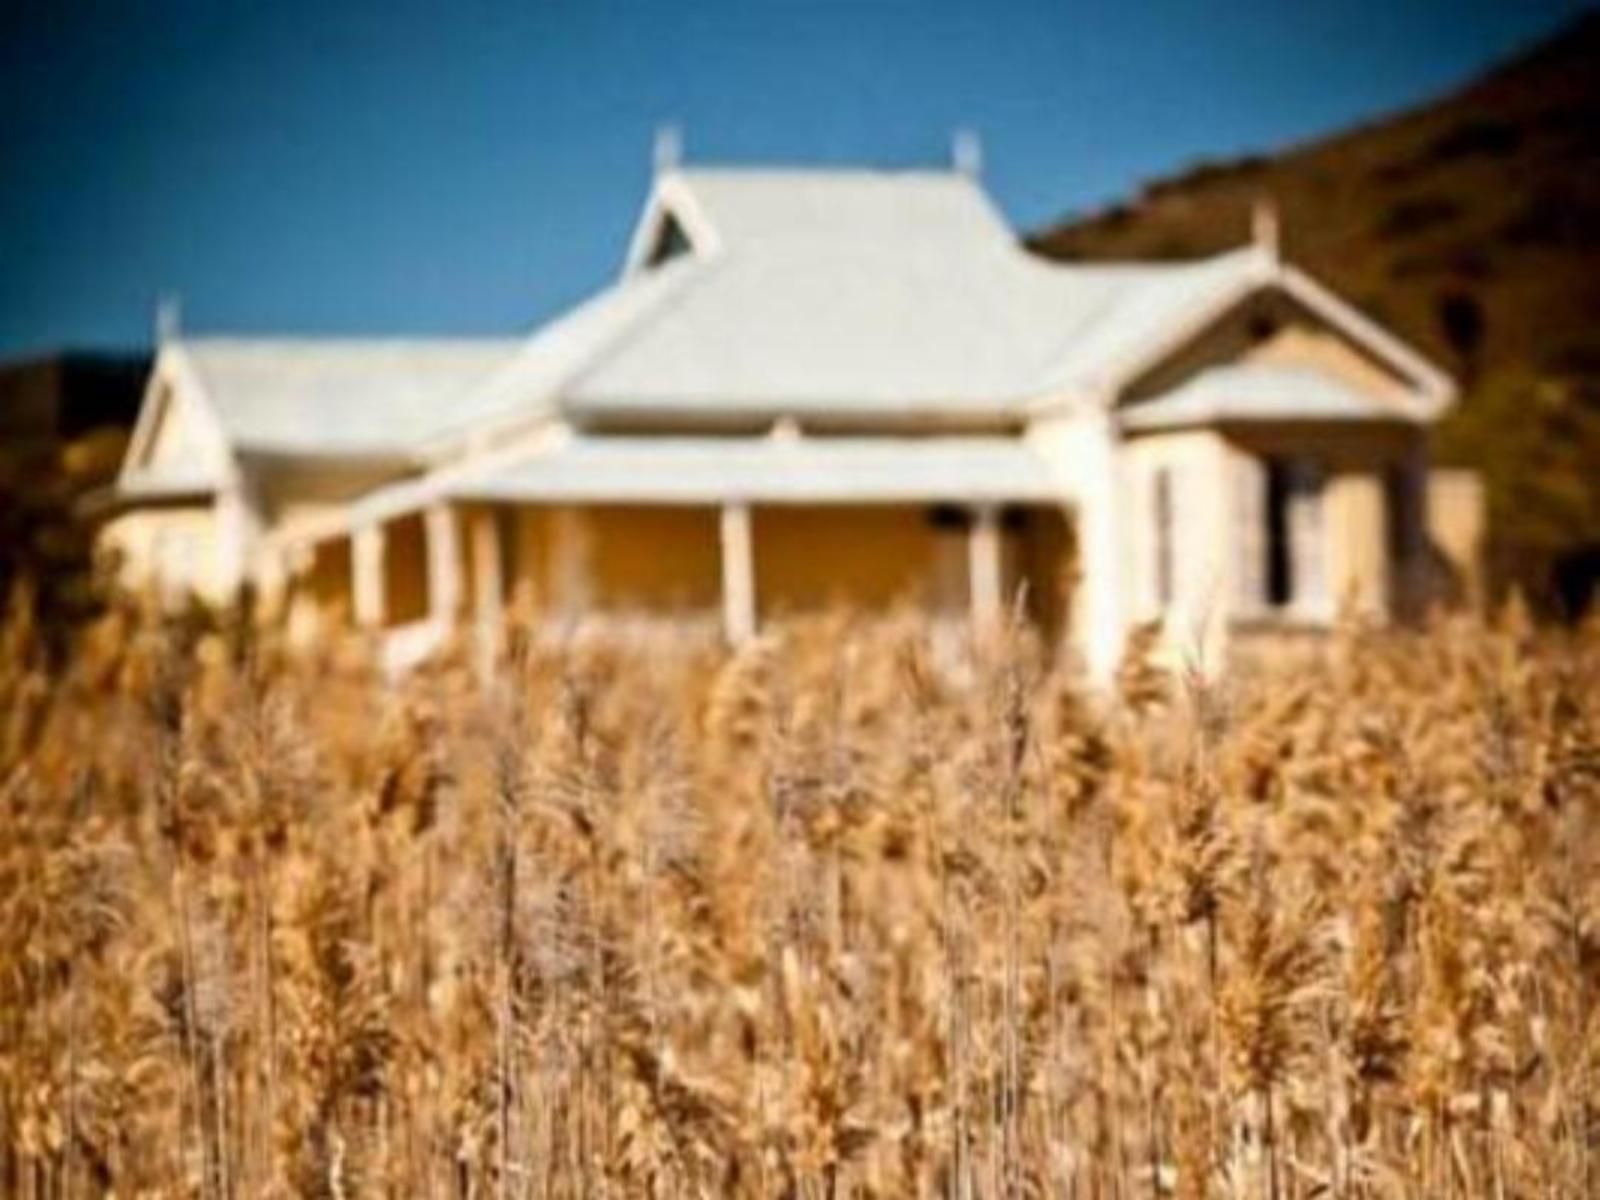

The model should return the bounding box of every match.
[1415,535,1476,615]
[1553,543,1600,621]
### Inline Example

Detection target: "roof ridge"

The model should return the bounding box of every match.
[416,255,712,452]
[551,255,729,407]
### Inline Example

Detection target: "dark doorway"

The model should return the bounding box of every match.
[1265,458,1294,607]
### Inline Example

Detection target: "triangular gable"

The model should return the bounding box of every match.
[643,213,693,268]
[621,173,723,277]
[119,345,235,488]
[1113,257,1455,422]
[1276,263,1455,411]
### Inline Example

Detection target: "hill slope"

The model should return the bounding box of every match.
[1030,12,1600,610]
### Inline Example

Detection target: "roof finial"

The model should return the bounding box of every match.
[155,293,182,345]
[653,123,683,176]
[1251,196,1280,263]
[952,127,983,177]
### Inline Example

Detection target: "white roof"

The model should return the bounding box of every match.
[414,256,702,452]
[137,166,1451,492]
[568,169,1272,419]
[325,434,1061,531]
[177,338,522,457]
[642,167,1017,254]
[1119,363,1410,431]
[456,435,1060,505]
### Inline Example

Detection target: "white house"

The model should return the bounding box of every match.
[100,156,1474,679]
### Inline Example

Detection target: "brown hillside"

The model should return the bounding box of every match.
[1030,12,1600,611]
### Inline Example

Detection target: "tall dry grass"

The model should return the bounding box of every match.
[1,590,1597,1198]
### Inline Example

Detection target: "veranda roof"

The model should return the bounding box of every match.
[456,435,1062,505]
[316,435,1064,535]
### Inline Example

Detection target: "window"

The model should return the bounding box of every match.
[1247,312,1280,344]
[1384,462,1418,567]
[1263,456,1324,612]
[644,214,693,268]
[1154,468,1175,607]
[1385,460,1422,618]
[1265,459,1293,606]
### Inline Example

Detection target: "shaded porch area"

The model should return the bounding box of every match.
[278,448,1075,678]
[276,434,1079,671]
[284,496,1075,671]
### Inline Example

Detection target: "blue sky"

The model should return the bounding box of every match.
[0,0,1585,357]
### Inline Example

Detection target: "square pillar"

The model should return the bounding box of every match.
[968,505,1003,630]
[425,503,463,624]
[213,484,259,602]
[352,524,387,628]
[720,502,756,645]
[1076,423,1127,685]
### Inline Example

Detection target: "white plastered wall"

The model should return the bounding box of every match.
[1119,429,1234,674]
[99,507,226,606]
[1026,408,1124,683]
[108,351,265,605]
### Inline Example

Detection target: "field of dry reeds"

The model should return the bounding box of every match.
[1,591,1597,1198]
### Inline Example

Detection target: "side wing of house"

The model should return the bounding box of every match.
[1107,265,1467,667]
[99,347,246,605]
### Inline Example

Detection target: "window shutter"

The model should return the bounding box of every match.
[1233,452,1267,615]
[1154,468,1175,609]
[1288,459,1326,617]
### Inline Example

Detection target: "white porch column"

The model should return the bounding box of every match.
[1076,416,1128,686]
[468,508,505,674]
[425,502,464,624]
[352,523,387,628]
[213,480,264,604]
[719,502,756,645]
[968,504,1003,630]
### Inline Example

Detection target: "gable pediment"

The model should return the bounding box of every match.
[1121,285,1423,418]
[121,357,232,488]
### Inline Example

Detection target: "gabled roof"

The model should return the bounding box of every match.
[120,165,1456,495]
[177,338,522,457]
[415,255,701,454]
[564,168,1279,421]
[624,167,1018,268]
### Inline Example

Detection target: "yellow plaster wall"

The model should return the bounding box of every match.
[508,506,721,614]
[280,537,352,648]
[304,537,352,614]
[383,512,430,625]
[499,502,1064,628]
[1325,472,1389,618]
[509,508,559,611]
[1246,322,1410,405]
[588,506,721,610]
[1016,507,1074,642]
[752,505,956,617]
